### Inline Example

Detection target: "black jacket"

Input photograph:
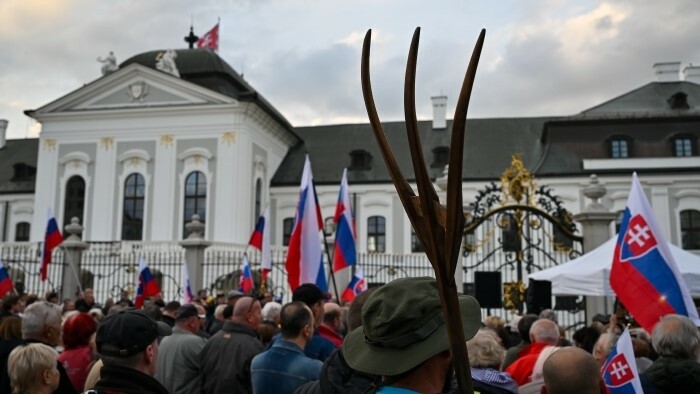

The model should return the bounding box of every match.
[640,357,700,394]
[88,364,168,394]
[295,348,377,394]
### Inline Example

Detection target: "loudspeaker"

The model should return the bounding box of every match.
[526,279,551,315]
[474,271,502,308]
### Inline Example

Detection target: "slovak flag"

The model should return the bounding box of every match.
[135,256,161,308]
[0,260,13,298]
[249,206,272,284]
[197,23,219,52]
[332,169,356,272]
[601,328,643,393]
[239,254,255,293]
[341,266,366,303]
[285,155,327,292]
[41,208,63,282]
[610,173,700,332]
[181,263,194,304]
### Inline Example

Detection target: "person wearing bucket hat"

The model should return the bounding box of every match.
[90,308,172,394]
[343,277,481,393]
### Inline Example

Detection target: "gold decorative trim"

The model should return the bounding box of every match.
[500,154,536,206]
[221,132,237,145]
[503,281,526,311]
[160,134,174,147]
[193,154,202,165]
[100,137,114,150]
[43,139,57,151]
[128,157,141,167]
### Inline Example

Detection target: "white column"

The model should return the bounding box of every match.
[650,185,672,240]
[89,138,117,240]
[150,136,177,241]
[31,139,59,241]
[213,132,237,242]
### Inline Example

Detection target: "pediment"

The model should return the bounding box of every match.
[31,63,237,115]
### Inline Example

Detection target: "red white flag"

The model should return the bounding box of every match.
[197,23,219,52]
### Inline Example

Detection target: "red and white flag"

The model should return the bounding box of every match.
[197,23,219,52]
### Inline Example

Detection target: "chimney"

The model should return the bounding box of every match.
[431,95,447,129]
[0,120,7,150]
[683,65,700,83]
[653,62,681,82]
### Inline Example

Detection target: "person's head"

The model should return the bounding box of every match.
[227,290,244,306]
[197,289,207,300]
[214,304,228,321]
[8,343,60,394]
[466,329,506,369]
[96,309,172,376]
[343,277,481,391]
[651,314,700,360]
[62,298,75,313]
[22,301,62,346]
[280,301,314,345]
[292,283,329,328]
[143,303,162,322]
[89,308,104,321]
[2,294,22,314]
[518,314,538,343]
[529,319,559,346]
[44,291,59,305]
[84,289,94,303]
[346,287,376,331]
[261,301,282,324]
[175,304,205,334]
[222,304,234,320]
[539,309,558,324]
[542,346,605,394]
[162,301,181,318]
[0,316,21,341]
[232,296,262,330]
[62,312,97,349]
[323,302,342,332]
[592,333,616,367]
[573,326,601,354]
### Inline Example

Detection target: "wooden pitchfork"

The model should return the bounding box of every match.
[361,27,485,394]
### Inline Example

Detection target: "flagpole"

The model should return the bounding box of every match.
[322,230,340,302]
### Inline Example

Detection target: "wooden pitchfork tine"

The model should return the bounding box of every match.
[361,27,485,394]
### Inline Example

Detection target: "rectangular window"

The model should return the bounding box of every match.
[367,216,386,253]
[283,218,294,246]
[674,138,693,157]
[611,140,628,158]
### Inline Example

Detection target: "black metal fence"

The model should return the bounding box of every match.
[0,242,64,297]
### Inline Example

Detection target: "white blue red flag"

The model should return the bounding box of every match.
[601,328,643,394]
[135,256,161,308]
[41,208,63,282]
[0,260,13,297]
[341,266,366,303]
[610,173,700,332]
[285,155,327,292]
[248,206,272,283]
[239,254,254,293]
[196,23,219,52]
[181,263,194,304]
[332,168,356,272]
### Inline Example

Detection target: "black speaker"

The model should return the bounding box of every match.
[474,271,502,308]
[526,279,551,315]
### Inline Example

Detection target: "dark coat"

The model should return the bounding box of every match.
[295,348,377,394]
[88,364,168,394]
[640,357,700,394]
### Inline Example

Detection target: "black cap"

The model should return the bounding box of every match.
[96,309,172,357]
[176,304,203,321]
[292,283,331,307]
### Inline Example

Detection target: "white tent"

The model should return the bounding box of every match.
[529,237,700,296]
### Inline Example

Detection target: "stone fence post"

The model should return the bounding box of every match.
[60,217,88,301]
[179,214,210,293]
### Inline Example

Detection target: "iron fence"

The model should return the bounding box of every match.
[0,242,63,297]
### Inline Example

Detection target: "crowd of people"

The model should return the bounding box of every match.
[0,278,698,394]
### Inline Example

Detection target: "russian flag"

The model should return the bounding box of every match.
[181,263,194,304]
[341,267,366,303]
[285,155,327,292]
[41,208,63,282]
[610,173,700,332]
[239,254,254,293]
[248,206,272,284]
[0,260,13,298]
[601,328,643,393]
[135,256,161,308]
[332,169,356,272]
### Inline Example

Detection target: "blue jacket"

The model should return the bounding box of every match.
[251,339,323,394]
[270,330,336,362]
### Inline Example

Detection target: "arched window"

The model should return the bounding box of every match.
[324,217,335,236]
[282,217,294,246]
[681,209,700,250]
[255,178,262,219]
[15,222,30,242]
[367,216,386,253]
[609,137,630,158]
[63,176,86,228]
[122,173,145,240]
[184,171,207,237]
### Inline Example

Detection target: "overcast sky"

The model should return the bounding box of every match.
[1,0,699,139]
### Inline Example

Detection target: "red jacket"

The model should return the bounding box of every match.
[318,323,342,347]
[504,342,550,386]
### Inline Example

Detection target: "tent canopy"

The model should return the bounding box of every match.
[528,237,700,296]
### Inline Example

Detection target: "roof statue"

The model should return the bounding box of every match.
[97,51,118,76]
[155,49,180,78]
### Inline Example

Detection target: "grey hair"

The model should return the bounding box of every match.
[214,304,228,320]
[466,329,505,369]
[22,302,61,339]
[530,319,560,345]
[539,309,558,324]
[652,314,700,360]
[262,301,282,322]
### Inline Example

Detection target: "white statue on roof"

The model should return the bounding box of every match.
[97,51,118,76]
[155,49,180,78]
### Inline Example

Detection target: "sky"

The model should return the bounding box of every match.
[1,0,700,139]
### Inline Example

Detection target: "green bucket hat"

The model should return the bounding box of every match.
[342,276,481,376]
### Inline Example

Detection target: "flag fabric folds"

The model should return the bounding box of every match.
[135,256,161,308]
[248,206,272,283]
[181,263,194,305]
[332,168,356,272]
[601,328,643,394]
[610,173,700,332]
[285,155,327,292]
[197,23,219,52]
[239,255,254,293]
[0,260,13,297]
[41,209,63,282]
[341,266,366,303]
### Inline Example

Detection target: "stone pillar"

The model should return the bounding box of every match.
[573,175,617,319]
[60,217,88,301]
[179,214,211,292]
